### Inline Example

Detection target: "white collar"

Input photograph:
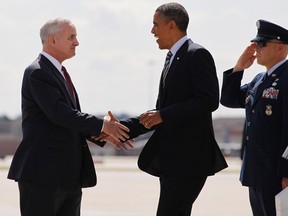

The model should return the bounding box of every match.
[40,51,63,76]
[169,35,189,56]
[267,59,287,76]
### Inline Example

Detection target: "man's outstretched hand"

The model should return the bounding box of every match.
[102,111,130,142]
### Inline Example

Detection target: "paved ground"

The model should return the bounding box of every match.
[0,156,252,216]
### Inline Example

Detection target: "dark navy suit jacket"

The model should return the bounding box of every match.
[8,54,104,189]
[122,39,227,178]
[221,61,288,189]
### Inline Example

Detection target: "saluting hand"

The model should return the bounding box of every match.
[233,43,257,72]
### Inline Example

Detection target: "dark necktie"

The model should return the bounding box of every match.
[162,51,173,86]
[262,72,268,81]
[62,66,76,104]
[255,72,268,90]
[251,72,268,104]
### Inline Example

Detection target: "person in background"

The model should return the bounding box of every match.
[107,3,227,215]
[220,19,288,216]
[7,18,132,216]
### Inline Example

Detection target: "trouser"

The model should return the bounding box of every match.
[249,186,281,216]
[156,175,207,216]
[18,180,82,216]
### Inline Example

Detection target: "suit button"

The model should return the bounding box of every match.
[252,109,255,113]
[246,136,249,141]
[247,121,251,126]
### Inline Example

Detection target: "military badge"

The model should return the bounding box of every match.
[265,105,272,116]
[272,78,279,86]
[262,87,279,99]
[245,95,250,104]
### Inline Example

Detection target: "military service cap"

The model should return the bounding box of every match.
[251,19,288,44]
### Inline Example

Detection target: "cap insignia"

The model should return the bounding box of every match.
[256,20,260,29]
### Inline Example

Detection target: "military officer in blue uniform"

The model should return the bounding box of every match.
[221,19,288,216]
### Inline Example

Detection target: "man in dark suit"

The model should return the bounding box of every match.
[107,3,227,215]
[221,20,288,216]
[7,18,132,216]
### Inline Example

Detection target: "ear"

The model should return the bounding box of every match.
[276,43,284,54]
[170,20,177,30]
[48,34,56,45]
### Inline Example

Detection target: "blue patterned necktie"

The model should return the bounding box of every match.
[162,51,173,86]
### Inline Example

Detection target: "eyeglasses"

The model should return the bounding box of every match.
[256,40,283,48]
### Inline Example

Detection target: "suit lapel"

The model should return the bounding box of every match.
[163,40,189,90]
[39,54,79,109]
[159,39,190,106]
[249,72,266,106]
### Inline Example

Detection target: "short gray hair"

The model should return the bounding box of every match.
[40,18,72,44]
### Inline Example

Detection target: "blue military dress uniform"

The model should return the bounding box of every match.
[221,19,288,215]
[241,61,288,189]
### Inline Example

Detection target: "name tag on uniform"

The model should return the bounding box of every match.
[262,87,279,99]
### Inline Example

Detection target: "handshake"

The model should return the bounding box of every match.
[90,111,132,151]
[92,110,163,151]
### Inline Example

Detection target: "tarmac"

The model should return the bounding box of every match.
[0,156,252,216]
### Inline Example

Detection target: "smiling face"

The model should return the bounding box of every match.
[151,11,174,50]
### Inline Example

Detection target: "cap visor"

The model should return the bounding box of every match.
[250,36,269,42]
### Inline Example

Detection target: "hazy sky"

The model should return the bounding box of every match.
[1,0,288,119]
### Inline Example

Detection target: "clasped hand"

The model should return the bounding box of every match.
[92,111,134,151]
[139,110,163,129]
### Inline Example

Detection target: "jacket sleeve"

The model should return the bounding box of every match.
[120,117,151,140]
[220,68,247,108]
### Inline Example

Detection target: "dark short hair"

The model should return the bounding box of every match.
[156,2,189,32]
